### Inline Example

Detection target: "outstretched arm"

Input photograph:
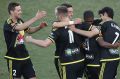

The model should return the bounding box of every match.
[96,37,120,48]
[25,36,52,48]
[69,25,99,38]
[52,18,82,28]
[12,11,46,31]
[26,22,47,34]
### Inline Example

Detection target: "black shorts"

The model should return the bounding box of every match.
[85,66,100,79]
[99,60,119,79]
[7,59,36,79]
[85,53,100,67]
[61,61,85,79]
[84,52,101,79]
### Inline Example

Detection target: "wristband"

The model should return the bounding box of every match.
[69,21,74,25]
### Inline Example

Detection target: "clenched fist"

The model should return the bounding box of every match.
[39,22,47,29]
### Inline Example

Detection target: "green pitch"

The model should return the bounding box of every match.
[0,0,120,79]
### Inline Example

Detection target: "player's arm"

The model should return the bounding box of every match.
[12,11,46,31]
[52,18,81,28]
[26,22,47,34]
[25,36,52,47]
[96,37,120,48]
[69,25,99,38]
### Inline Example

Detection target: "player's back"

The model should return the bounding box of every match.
[54,27,84,64]
[100,21,120,60]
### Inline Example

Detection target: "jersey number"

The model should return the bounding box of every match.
[13,70,16,76]
[85,38,90,51]
[68,30,74,43]
[109,32,119,54]
[112,32,119,44]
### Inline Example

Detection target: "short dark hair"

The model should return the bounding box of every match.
[98,7,114,19]
[8,2,20,14]
[60,3,72,8]
[56,6,68,16]
[84,10,94,22]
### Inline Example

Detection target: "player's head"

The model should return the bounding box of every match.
[8,2,22,19]
[98,7,114,20]
[83,10,94,24]
[61,3,73,19]
[55,6,68,20]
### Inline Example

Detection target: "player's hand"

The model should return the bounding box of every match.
[114,41,120,48]
[25,36,33,43]
[39,22,47,29]
[74,18,82,24]
[35,10,46,20]
[68,25,76,31]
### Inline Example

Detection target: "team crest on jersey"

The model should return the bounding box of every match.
[15,20,25,45]
[16,30,25,44]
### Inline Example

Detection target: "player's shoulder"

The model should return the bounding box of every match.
[52,25,65,32]
[103,20,114,25]
[3,18,13,29]
[6,18,13,25]
[51,27,61,31]
[100,21,113,29]
[103,20,119,28]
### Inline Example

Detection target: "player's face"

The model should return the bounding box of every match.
[99,13,109,21]
[85,17,94,25]
[99,14,105,21]
[11,6,22,19]
[67,7,73,19]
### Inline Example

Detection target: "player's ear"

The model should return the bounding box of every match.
[104,12,108,17]
[10,10,14,15]
[59,14,62,19]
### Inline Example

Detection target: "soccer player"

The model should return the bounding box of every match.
[52,3,81,79]
[75,10,101,79]
[97,7,120,79]
[25,6,85,79]
[3,2,47,79]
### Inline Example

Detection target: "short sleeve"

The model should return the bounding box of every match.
[4,19,17,32]
[47,29,59,43]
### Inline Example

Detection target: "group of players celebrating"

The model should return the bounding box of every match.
[3,2,120,79]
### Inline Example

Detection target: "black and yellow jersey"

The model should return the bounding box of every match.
[98,20,120,62]
[78,22,100,67]
[48,26,85,65]
[81,22,101,53]
[3,18,30,60]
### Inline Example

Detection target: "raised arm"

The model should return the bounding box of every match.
[25,36,52,48]
[13,11,46,31]
[52,18,82,28]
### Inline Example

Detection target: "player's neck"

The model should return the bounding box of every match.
[61,17,70,22]
[105,17,112,22]
[10,15,18,23]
